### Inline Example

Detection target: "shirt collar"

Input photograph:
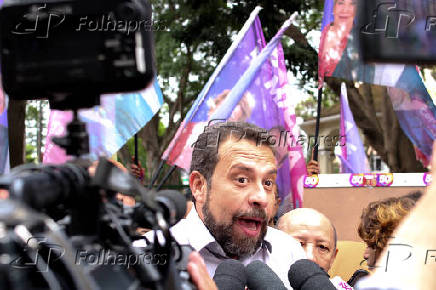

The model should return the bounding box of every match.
[185,208,273,254]
[184,207,217,252]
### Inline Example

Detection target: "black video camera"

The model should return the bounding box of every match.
[0,0,155,104]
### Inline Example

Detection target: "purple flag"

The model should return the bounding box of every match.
[163,10,306,208]
[338,83,370,173]
[0,1,10,174]
[0,79,9,174]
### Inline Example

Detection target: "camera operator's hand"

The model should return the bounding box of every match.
[187,251,218,290]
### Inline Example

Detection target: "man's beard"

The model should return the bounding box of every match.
[202,193,268,259]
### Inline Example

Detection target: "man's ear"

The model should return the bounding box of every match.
[189,171,207,205]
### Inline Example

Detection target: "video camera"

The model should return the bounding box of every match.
[0,1,195,289]
[0,0,155,107]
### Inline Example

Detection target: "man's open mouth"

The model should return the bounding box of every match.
[235,217,262,237]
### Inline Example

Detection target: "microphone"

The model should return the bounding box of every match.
[213,260,246,290]
[245,260,286,290]
[288,259,336,290]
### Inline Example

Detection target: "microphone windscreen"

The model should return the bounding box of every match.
[213,259,246,290]
[245,260,286,290]
[288,259,336,290]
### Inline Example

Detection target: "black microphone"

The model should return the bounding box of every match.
[245,260,286,290]
[288,259,336,290]
[213,260,246,290]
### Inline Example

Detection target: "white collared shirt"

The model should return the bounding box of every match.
[137,208,306,289]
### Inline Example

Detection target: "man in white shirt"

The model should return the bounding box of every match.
[147,121,306,289]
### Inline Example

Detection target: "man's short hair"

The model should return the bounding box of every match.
[190,121,274,185]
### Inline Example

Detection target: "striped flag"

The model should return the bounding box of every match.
[163,9,306,209]
[337,83,370,173]
[43,78,163,163]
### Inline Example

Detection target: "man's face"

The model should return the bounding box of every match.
[287,221,337,272]
[192,138,277,258]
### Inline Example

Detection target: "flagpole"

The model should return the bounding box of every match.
[156,165,177,191]
[313,87,323,161]
[134,134,138,165]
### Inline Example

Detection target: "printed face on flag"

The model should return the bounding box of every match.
[207,89,255,122]
[319,0,358,80]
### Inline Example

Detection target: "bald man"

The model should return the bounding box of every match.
[277,208,337,272]
[278,208,354,289]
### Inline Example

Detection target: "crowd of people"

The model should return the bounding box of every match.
[130,121,434,289]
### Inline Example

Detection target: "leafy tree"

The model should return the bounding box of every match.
[25,100,48,163]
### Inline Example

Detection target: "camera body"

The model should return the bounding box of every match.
[0,0,155,100]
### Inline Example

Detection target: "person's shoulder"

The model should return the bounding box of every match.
[267,226,298,241]
[266,227,303,250]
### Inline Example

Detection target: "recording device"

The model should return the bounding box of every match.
[0,158,195,290]
[245,261,286,290]
[288,259,336,290]
[358,0,436,64]
[0,0,155,103]
[213,260,246,290]
[0,0,197,288]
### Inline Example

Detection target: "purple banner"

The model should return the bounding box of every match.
[338,83,369,173]
[163,11,306,208]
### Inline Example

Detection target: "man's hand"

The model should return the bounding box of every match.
[307,160,320,175]
[187,251,218,290]
[307,148,320,175]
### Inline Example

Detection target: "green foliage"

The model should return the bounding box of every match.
[25,100,48,163]
[295,86,339,120]
[151,0,325,123]
[25,144,36,163]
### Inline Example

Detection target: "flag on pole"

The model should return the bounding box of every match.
[337,83,370,173]
[318,0,436,165]
[0,1,10,175]
[0,80,9,174]
[43,78,163,163]
[163,9,306,209]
